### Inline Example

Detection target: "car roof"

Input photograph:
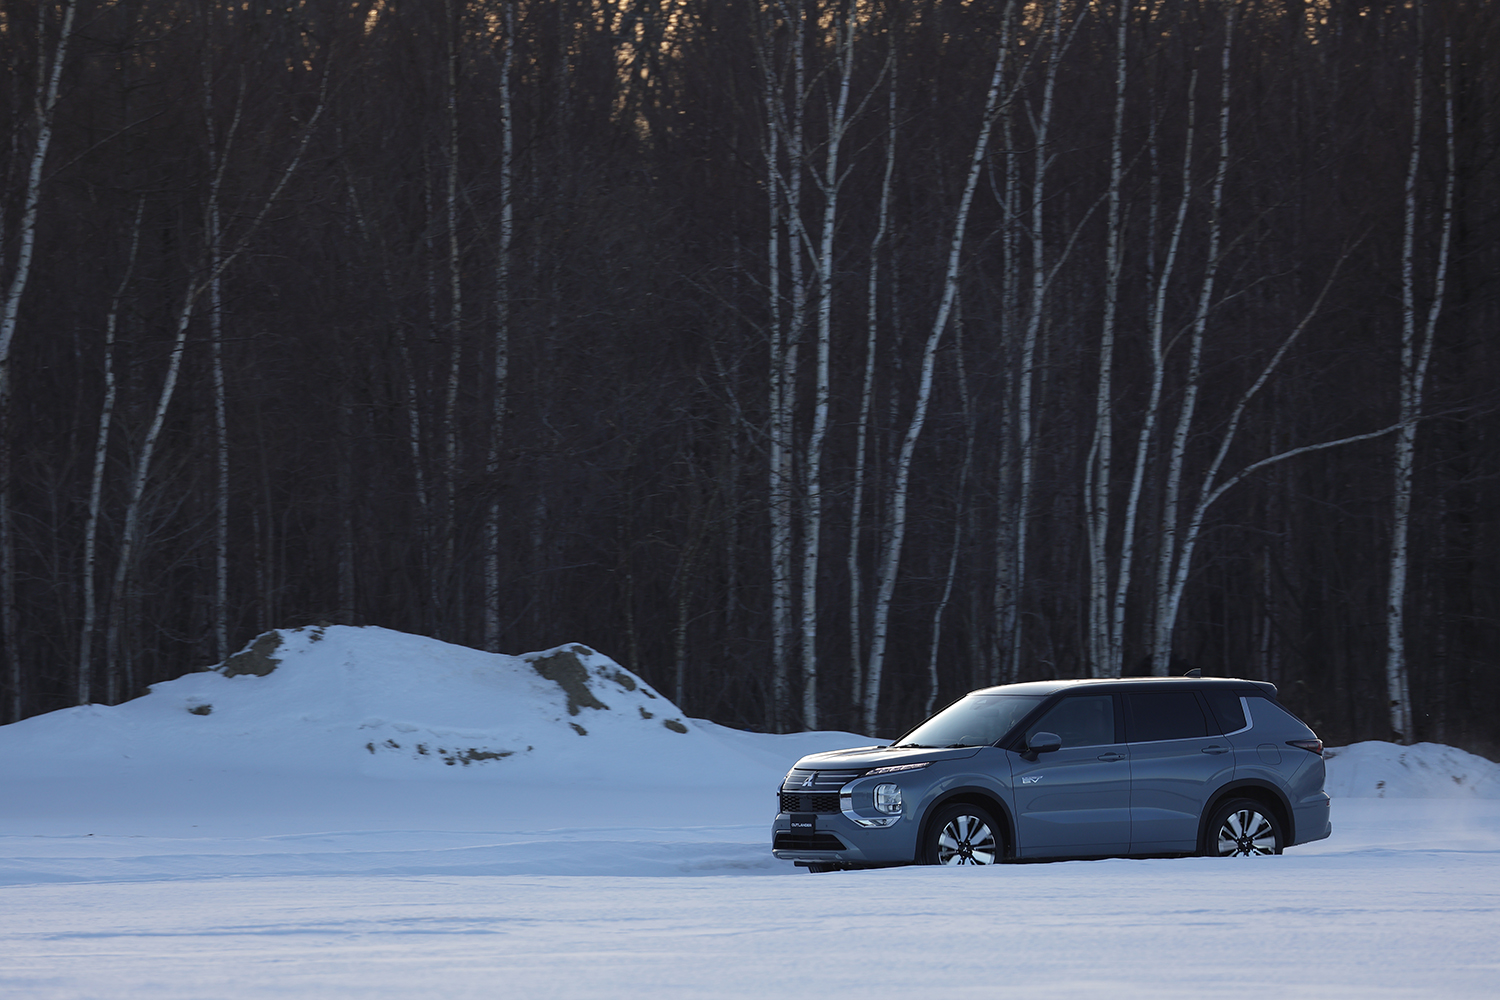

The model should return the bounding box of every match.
[965,676,1277,698]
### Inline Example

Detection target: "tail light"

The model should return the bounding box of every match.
[1287,738,1324,756]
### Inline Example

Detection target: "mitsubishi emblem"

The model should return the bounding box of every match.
[801,774,815,788]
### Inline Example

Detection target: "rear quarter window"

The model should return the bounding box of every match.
[1246,695,1312,735]
[1125,691,1209,742]
[1204,691,1248,733]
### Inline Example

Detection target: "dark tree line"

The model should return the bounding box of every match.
[2,0,1496,754]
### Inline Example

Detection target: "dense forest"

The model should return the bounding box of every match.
[1,0,1496,753]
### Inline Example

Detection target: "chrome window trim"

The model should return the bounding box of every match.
[1219,696,1254,737]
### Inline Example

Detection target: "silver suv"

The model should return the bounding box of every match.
[771,677,1331,869]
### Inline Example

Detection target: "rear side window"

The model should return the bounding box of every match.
[1203,691,1248,733]
[1246,695,1311,734]
[1026,694,1116,748]
[1125,691,1209,742]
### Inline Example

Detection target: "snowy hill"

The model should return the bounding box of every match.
[0,625,867,839]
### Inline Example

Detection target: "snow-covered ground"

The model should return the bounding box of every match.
[2,626,1497,998]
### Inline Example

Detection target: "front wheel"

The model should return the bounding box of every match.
[1205,798,1284,856]
[922,803,1002,866]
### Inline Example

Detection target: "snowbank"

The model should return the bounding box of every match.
[1323,741,1500,799]
[0,626,868,838]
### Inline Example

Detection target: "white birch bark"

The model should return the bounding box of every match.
[1087,0,1130,677]
[1152,9,1234,675]
[441,0,464,636]
[483,0,515,653]
[760,1,809,731]
[759,8,791,730]
[203,46,242,663]
[849,46,897,712]
[78,201,144,706]
[1387,25,1454,742]
[0,0,76,720]
[1105,71,1197,679]
[989,80,1022,688]
[864,3,1016,733]
[797,8,856,730]
[995,0,1085,684]
[926,304,974,718]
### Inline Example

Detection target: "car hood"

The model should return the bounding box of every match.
[792,744,986,770]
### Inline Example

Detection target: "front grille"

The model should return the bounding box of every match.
[781,768,863,793]
[774,831,848,852]
[780,792,841,814]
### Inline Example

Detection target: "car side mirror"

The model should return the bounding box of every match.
[1021,731,1062,761]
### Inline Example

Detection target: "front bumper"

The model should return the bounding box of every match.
[770,809,917,867]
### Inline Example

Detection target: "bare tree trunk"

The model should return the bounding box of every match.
[1153,8,1234,675]
[865,2,1016,733]
[79,201,144,705]
[440,0,464,640]
[203,48,241,662]
[1387,23,1454,742]
[797,7,856,730]
[1087,0,1130,677]
[0,0,76,721]
[761,17,790,731]
[1108,71,1197,679]
[994,0,1084,684]
[483,0,515,653]
[926,302,974,717]
[990,84,1022,688]
[849,45,897,717]
[761,0,808,731]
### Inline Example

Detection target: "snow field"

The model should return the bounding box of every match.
[2,626,1498,998]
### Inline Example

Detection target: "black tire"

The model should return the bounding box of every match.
[1205,798,1284,856]
[922,803,1002,866]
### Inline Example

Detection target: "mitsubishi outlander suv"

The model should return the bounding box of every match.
[772,676,1331,869]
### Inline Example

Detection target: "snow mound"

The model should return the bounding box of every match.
[0,626,717,782]
[1324,741,1500,799]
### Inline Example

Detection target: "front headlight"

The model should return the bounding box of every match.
[874,783,903,814]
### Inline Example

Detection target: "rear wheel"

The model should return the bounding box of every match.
[922,803,1001,866]
[1205,798,1284,856]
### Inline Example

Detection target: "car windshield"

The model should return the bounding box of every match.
[893,694,1044,748]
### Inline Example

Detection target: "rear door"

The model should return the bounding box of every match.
[1011,693,1131,858]
[1124,689,1235,853]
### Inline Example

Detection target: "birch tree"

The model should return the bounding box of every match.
[1086,0,1130,678]
[794,3,862,729]
[483,0,516,653]
[849,38,897,713]
[1151,6,1235,675]
[1386,22,1454,742]
[758,0,801,730]
[79,202,144,706]
[994,0,1087,683]
[0,0,75,720]
[864,0,1018,733]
